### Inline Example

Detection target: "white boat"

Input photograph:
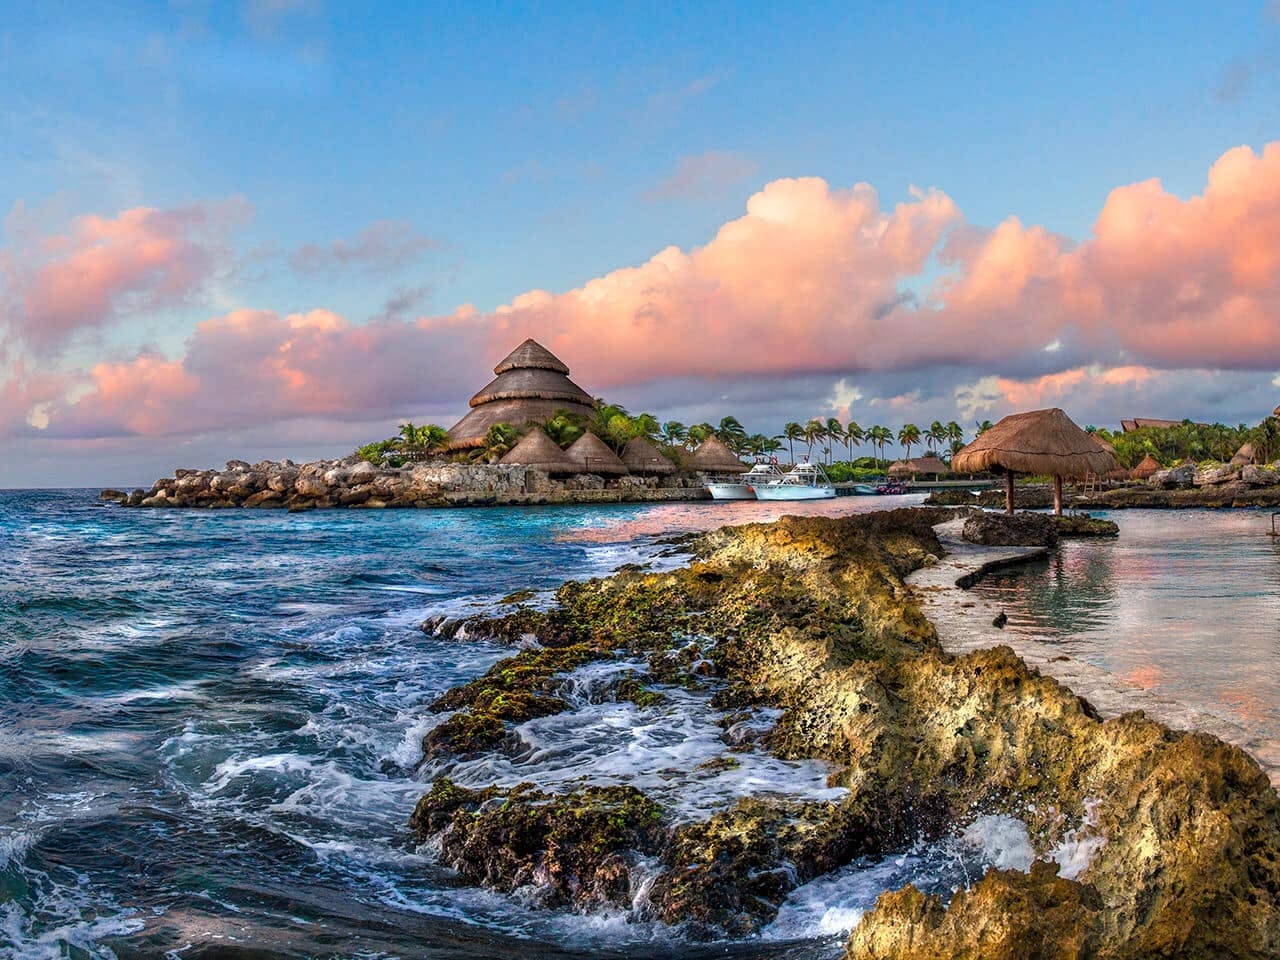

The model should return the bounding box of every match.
[706,462,783,500]
[753,462,837,500]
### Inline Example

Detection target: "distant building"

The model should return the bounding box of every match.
[1119,417,1209,433]
[445,339,596,451]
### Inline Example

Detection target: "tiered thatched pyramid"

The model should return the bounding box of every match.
[446,339,596,450]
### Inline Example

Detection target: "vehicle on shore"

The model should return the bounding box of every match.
[875,481,907,495]
[706,461,784,500]
[753,462,836,500]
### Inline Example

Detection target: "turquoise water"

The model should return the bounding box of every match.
[970,509,1280,744]
[8,489,997,960]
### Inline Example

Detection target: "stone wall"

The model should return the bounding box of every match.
[100,458,709,510]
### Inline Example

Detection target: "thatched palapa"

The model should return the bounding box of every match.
[689,436,747,474]
[622,437,676,476]
[446,339,596,450]
[951,408,1117,515]
[565,432,628,475]
[498,430,579,474]
[1130,454,1161,480]
[889,456,949,478]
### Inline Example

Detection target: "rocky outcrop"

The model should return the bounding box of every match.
[102,458,708,509]
[962,511,1058,547]
[1081,484,1280,509]
[410,508,1280,955]
[1051,515,1119,538]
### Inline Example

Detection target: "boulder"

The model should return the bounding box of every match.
[1241,464,1278,487]
[1152,465,1195,488]
[267,467,299,493]
[962,511,1058,547]
[225,459,250,472]
[1194,464,1237,487]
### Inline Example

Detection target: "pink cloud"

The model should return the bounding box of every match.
[18,141,1280,442]
[1,198,249,356]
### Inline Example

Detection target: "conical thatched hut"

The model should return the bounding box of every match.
[951,408,1117,515]
[689,435,747,474]
[890,456,949,479]
[499,429,579,475]
[622,437,676,476]
[446,339,596,450]
[1130,454,1161,480]
[1231,442,1256,467]
[565,432,628,476]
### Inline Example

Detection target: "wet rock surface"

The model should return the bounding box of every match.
[1051,514,1119,538]
[962,511,1058,546]
[411,507,1280,956]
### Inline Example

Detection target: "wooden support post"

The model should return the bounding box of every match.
[1005,471,1015,515]
[1053,474,1063,516]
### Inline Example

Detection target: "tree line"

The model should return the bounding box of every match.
[357,406,997,472]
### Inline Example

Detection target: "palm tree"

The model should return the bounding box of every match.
[632,413,661,442]
[543,411,584,448]
[825,418,845,465]
[482,422,519,461]
[844,420,864,462]
[975,419,994,437]
[946,421,965,449]
[803,419,826,461]
[688,422,716,445]
[897,423,922,462]
[782,422,805,465]
[866,425,892,469]
[927,420,947,455]
[717,416,748,453]
[660,420,688,447]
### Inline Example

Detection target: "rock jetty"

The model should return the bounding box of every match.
[100,458,707,510]
[412,507,1280,956]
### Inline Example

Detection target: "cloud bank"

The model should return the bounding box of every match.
[5,141,1280,449]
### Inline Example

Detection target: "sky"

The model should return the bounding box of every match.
[3,0,1280,486]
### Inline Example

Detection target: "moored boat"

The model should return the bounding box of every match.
[706,461,784,500]
[753,462,836,500]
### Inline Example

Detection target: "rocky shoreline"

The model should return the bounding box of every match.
[927,463,1280,511]
[411,507,1280,958]
[99,458,709,510]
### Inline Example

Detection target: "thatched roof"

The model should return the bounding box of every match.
[446,338,597,449]
[689,435,747,473]
[446,397,596,449]
[494,338,570,375]
[499,429,579,473]
[1273,404,1280,419]
[469,368,594,408]
[565,432,628,475]
[1230,442,1256,467]
[951,408,1118,478]
[622,436,676,475]
[1130,454,1161,479]
[890,456,949,477]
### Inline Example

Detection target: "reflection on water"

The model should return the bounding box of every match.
[970,509,1280,741]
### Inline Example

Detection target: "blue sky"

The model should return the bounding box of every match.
[2,1,1279,485]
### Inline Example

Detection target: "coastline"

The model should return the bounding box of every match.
[408,506,1280,957]
[908,518,1280,787]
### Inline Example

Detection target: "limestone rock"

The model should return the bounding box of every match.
[1241,464,1278,486]
[1194,463,1237,486]
[1153,464,1196,488]
[962,511,1058,547]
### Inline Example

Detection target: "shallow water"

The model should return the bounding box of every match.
[970,509,1280,743]
[5,488,1034,960]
